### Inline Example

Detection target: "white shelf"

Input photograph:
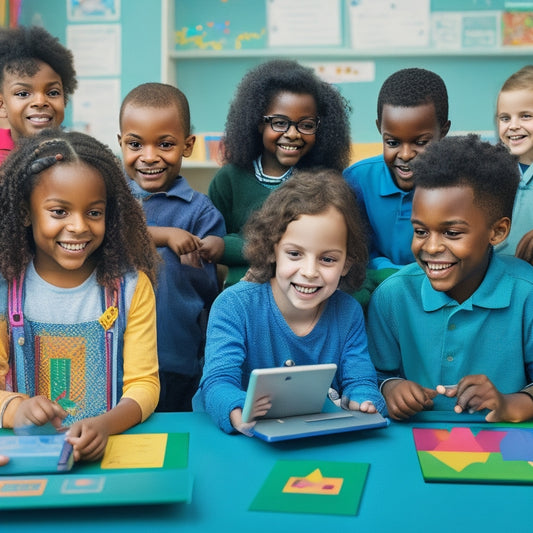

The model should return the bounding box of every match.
[168,46,533,60]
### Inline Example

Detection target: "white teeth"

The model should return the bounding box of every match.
[279,145,299,151]
[139,168,163,175]
[29,117,50,123]
[427,263,452,271]
[294,284,319,294]
[60,242,87,251]
[509,135,524,140]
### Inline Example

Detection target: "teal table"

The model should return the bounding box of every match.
[2,412,531,532]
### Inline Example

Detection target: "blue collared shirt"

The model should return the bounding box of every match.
[129,176,226,375]
[367,252,533,411]
[343,155,415,270]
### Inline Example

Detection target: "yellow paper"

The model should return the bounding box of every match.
[101,433,168,469]
[283,469,344,495]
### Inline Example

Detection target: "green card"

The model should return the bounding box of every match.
[249,460,369,515]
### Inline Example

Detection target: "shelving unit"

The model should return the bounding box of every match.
[162,0,533,186]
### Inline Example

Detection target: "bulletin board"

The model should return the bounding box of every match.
[170,0,533,143]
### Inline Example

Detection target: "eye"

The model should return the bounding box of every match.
[413,228,427,237]
[384,139,399,148]
[88,209,104,218]
[415,139,430,147]
[272,118,289,129]
[444,230,462,238]
[498,115,510,122]
[127,141,142,150]
[50,208,67,217]
[320,256,337,265]
[48,89,62,97]
[159,141,175,149]
[298,120,317,132]
[286,250,301,259]
[15,90,30,98]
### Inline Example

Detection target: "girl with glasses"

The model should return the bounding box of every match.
[208,59,352,287]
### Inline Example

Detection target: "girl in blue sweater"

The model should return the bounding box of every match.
[194,168,384,434]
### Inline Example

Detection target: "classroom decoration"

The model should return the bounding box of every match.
[249,460,369,515]
[413,426,533,484]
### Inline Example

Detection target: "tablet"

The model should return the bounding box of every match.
[241,363,337,423]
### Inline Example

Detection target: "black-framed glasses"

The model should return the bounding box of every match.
[263,115,320,135]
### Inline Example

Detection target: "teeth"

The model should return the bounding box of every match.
[509,135,524,140]
[294,284,319,294]
[398,166,410,172]
[279,145,299,151]
[427,263,452,271]
[60,242,87,251]
[139,168,163,175]
[29,117,50,123]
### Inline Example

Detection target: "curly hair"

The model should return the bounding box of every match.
[119,82,191,135]
[0,25,77,103]
[376,68,448,129]
[222,59,351,172]
[0,128,158,287]
[412,134,519,222]
[244,167,368,292]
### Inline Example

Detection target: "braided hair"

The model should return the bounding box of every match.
[0,128,158,287]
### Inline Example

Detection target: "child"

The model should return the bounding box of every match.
[118,82,226,412]
[0,26,77,162]
[495,65,533,257]
[0,129,160,461]
[367,134,533,423]
[343,68,450,300]
[208,59,351,286]
[194,168,385,434]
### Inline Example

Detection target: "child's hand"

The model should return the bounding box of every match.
[66,417,110,462]
[382,379,437,420]
[199,235,225,263]
[516,229,533,265]
[437,375,533,422]
[347,399,377,413]
[230,395,271,436]
[165,227,202,256]
[181,249,203,268]
[12,396,67,430]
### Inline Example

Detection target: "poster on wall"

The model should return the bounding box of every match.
[72,78,121,153]
[67,0,120,21]
[67,24,121,76]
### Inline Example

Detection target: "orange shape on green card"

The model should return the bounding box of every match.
[282,468,344,495]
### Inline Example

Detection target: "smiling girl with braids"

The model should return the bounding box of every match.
[0,129,160,462]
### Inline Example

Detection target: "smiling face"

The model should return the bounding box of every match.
[497,88,533,166]
[411,186,509,303]
[28,162,107,288]
[379,102,449,192]
[271,207,351,331]
[259,91,317,176]
[118,103,195,193]
[0,61,65,141]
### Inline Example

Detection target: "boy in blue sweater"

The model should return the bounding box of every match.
[368,135,533,423]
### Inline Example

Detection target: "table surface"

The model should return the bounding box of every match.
[2,411,532,533]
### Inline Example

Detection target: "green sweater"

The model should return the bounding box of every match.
[208,164,275,267]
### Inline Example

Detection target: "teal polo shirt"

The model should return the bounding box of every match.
[367,252,533,411]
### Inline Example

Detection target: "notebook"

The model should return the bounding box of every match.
[241,364,389,442]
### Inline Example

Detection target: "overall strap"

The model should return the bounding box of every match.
[100,278,125,408]
[7,273,25,392]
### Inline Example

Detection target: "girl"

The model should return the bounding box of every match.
[208,59,351,285]
[195,168,385,434]
[0,129,160,461]
[496,65,533,260]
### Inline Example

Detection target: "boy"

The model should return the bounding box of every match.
[0,26,77,162]
[343,68,450,289]
[118,82,226,411]
[367,135,533,423]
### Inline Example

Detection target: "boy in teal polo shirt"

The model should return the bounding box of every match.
[368,134,533,423]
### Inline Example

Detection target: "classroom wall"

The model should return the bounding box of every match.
[15,0,533,149]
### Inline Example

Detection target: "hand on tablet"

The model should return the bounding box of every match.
[347,399,378,413]
[230,395,272,436]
